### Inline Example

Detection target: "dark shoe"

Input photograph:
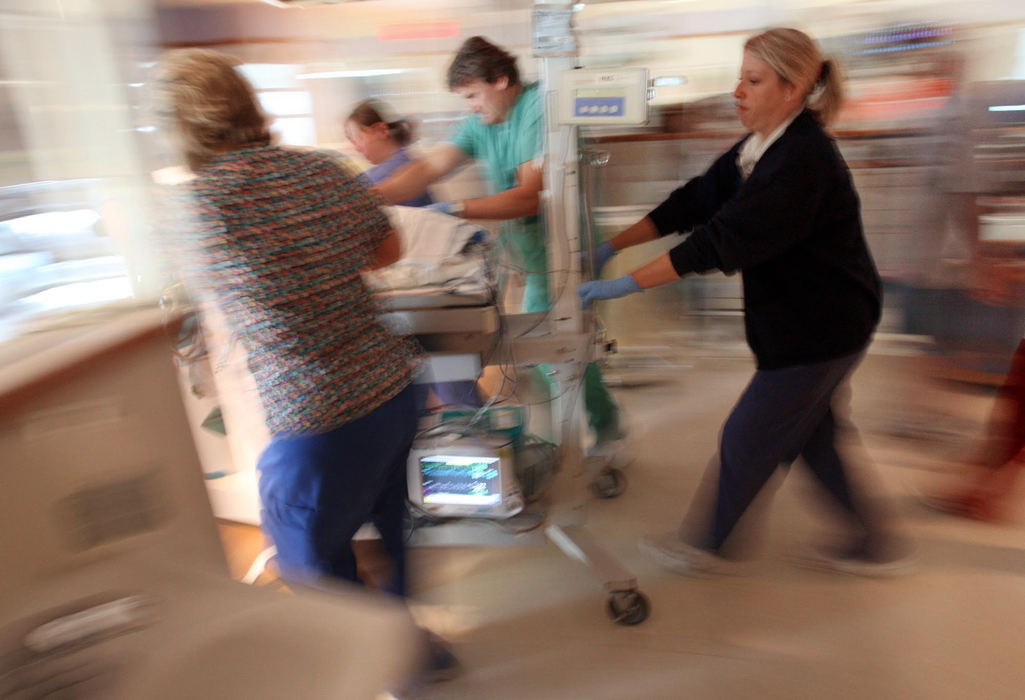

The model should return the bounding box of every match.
[809,551,917,578]
[422,631,461,683]
[795,540,917,578]
[391,631,461,698]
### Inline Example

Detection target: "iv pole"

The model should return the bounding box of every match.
[509,0,649,625]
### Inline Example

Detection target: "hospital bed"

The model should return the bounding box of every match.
[208,3,651,626]
[201,176,649,624]
[199,208,502,534]
[370,205,501,382]
[363,202,649,625]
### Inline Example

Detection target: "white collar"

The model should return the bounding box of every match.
[737,110,801,180]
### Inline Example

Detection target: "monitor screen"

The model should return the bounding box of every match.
[420,454,502,506]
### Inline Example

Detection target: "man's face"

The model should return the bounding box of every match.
[453,76,510,126]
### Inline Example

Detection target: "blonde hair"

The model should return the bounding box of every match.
[745,28,844,126]
[155,49,270,171]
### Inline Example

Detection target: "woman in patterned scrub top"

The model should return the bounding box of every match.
[156,49,424,595]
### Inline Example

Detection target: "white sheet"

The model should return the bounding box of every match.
[363,206,490,292]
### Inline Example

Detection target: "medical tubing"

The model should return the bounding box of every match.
[579,146,600,281]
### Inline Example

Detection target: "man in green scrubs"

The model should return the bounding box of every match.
[376,35,621,445]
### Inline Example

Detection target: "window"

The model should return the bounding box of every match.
[241,64,316,147]
[0,4,159,342]
[1017,28,1025,79]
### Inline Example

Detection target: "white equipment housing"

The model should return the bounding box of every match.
[407,434,524,519]
[0,309,419,698]
[558,68,649,126]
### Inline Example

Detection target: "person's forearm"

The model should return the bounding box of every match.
[375,160,435,205]
[367,229,402,270]
[577,251,679,307]
[630,252,681,289]
[462,186,539,220]
[609,216,660,252]
[368,245,399,270]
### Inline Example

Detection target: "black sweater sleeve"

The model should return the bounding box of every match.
[647,145,743,238]
[652,119,838,278]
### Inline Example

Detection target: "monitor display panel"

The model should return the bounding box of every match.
[420,454,502,507]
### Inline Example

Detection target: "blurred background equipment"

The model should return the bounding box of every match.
[0,307,419,698]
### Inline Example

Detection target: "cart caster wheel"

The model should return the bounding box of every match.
[607,590,649,626]
[591,467,627,499]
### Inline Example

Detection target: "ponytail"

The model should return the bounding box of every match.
[808,58,845,127]
[388,118,413,147]
[346,99,414,146]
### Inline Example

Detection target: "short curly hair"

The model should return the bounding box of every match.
[155,49,270,171]
[446,36,519,90]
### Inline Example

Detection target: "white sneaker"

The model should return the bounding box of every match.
[638,532,728,576]
[795,547,917,579]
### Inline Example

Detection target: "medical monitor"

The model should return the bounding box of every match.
[558,68,649,126]
[408,437,523,519]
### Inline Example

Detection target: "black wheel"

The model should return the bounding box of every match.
[606,590,649,626]
[591,467,627,499]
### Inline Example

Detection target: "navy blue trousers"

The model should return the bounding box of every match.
[257,384,419,595]
[701,350,880,553]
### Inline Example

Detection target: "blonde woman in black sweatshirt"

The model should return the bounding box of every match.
[581,28,910,577]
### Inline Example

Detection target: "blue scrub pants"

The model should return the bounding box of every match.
[257,384,419,595]
[699,350,883,554]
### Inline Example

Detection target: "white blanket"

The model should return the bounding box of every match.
[363,206,490,292]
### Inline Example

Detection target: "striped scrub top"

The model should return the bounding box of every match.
[182,145,422,436]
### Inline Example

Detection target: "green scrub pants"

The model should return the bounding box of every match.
[524,272,621,444]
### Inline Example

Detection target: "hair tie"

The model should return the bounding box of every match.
[817,60,831,87]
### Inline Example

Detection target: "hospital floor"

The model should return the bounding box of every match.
[219,311,1025,700]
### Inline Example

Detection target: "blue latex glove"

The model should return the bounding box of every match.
[593,241,618,274]
[425,201,458,216]
[578,275,642,308]
[580,241,618,276]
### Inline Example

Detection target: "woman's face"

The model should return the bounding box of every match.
[345,120,391,165]
[734,51,799,137]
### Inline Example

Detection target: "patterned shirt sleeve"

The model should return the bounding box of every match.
[318,150,394,257]
[153,182,233,301]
